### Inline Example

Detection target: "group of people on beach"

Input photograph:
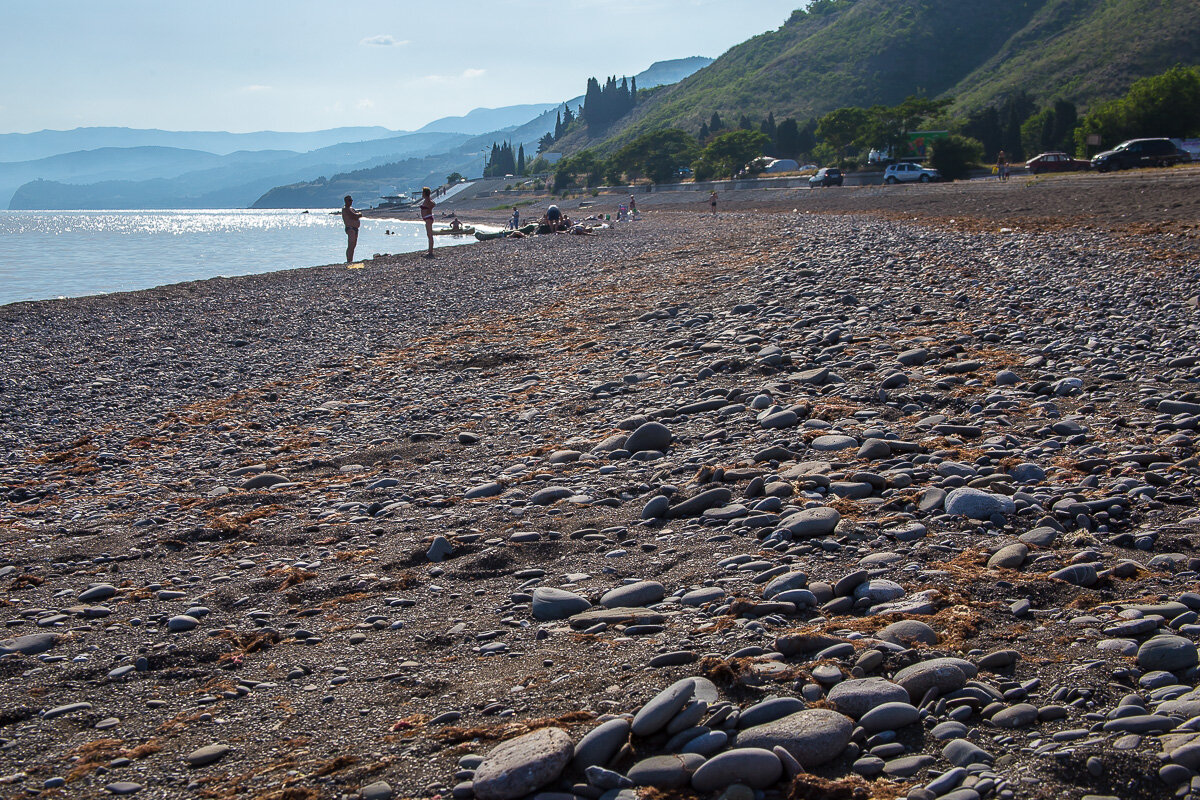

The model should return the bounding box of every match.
[342,186,723,262]
[539,204,595,235]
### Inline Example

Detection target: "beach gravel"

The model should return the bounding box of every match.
[3,172,1200,798]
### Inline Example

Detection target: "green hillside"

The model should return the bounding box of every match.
[949,0,1200,112]
[558,0,1199,152]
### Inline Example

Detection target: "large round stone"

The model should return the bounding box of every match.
[531,588,591,621]
[0,633,57,656]
[628,753,705,788]
[78,584,118,603]
[631,678,696,737]
[691,749,782,791]
[184,744,230,768]
[571,718,630,772]
[944,488,1015,520]
[734,709,852,767]
[877,620,938,647]
[987,543,1029,570]
[1138,636,1200,672]
[778,507,841,538]
[827,678,910,719]
[853,579,905,604]
[473,727,574,800]
[811,435,858,452]
[666,487,732,519]
[600,581,664,609]
[858,702,920,734]
[893,658,977,702]
[624,422,672,454]
[762,571,808,599]
[241,473,288,490]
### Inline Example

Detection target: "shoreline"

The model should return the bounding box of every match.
[2,179,1200,798]
[0,214,478,309]
[7,166,1192,310]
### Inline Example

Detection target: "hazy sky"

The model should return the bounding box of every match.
[1,0,803,134]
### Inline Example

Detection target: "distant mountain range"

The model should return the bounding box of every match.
[4,132,471,210]
[0,57,713,210]
[0,127,403,162]
[415,104,562,136]
[558,0,1200,152]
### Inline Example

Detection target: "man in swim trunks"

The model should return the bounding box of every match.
[341,195,362,263]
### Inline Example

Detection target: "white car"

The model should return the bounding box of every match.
[883,162,940,184]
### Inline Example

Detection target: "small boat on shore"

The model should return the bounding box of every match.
[432,225,475,236]
[475,224,537,241]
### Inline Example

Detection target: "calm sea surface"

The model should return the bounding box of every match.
[0,209,474,306]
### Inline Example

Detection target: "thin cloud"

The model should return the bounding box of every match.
[241,85,272,93]
[357,98,375,110]
[361,35,407,47]
[420,68,487,84]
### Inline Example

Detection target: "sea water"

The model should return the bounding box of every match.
[0,209,473,306]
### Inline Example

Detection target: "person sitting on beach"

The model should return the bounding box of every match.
[449,217,463,232]
[419,187,435,257]
[341,195,363,263]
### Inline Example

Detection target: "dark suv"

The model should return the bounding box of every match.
[1092,138,1187,172]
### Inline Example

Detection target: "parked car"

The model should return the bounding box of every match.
[883,162,940,184]
[1091,138,1187,172]
[763,158,801,173]
[1171,138,1200,162]
[809,167,843,187]
[1025,151,1091,174]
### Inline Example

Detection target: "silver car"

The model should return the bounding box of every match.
[883,162,940,184]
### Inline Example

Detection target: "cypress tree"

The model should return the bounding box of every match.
[775,118,800,158]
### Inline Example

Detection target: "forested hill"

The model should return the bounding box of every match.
[558,0,1200,151]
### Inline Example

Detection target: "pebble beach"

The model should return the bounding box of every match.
[4,171,1200,800]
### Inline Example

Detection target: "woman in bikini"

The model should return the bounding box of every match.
[419,187,436,256]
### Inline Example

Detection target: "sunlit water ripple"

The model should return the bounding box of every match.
[0,209,470,306]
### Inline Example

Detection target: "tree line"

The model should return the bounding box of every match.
[480,64,1199,191]
[482,141,527,178]
[547,65,1200,190]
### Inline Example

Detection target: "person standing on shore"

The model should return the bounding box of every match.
[341,195,363,263]
[510,206,520,230]
[996,150,1008,181]
[709,190,718,215]
[419,187,436,257]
